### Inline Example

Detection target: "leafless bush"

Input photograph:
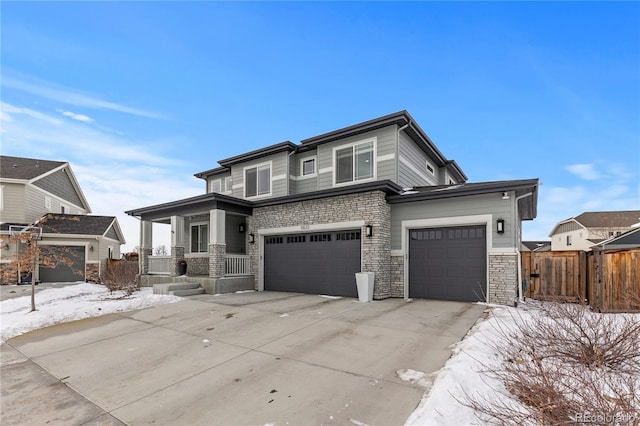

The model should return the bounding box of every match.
[464,301,640,425]
[100,261,139,297]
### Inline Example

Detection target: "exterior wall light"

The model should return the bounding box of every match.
[89,245,94,252]
[2,242,9,250]
[502,192,510,200]
[239,223,245,233]
[365,224,373,238]
[496,218,505,234]
[249,233,255,244]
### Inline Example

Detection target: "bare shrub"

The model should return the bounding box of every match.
[464,301,640,425]
[100,261,139,297]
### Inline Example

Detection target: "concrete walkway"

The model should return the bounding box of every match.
[1,292,485,426]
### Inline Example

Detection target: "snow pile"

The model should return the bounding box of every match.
[1,282,182,343]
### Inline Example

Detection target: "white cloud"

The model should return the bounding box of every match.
[60,110,94,122]
[1,102,62,126]
[566,163,600,180]
[2,74,161,119]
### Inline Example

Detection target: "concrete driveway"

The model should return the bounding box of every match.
[1,292,485,426]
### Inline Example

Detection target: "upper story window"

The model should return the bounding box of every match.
[191,223,209,253]
[301,158,316,176]
[210,179,222,193]
[334,139,375,185]
[45,196,52,210]
[245,163,271,198]
[224,176,233,192]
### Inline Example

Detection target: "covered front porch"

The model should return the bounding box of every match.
[125,193,255,290]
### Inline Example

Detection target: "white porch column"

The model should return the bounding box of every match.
[140,220,153,275]
[209,209,226,278]
[171,216,185,276]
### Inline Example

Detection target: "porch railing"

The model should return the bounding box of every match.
[148,256,172,275]
[225,254,251,276]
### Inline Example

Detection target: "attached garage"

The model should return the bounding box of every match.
[264,230,361,297]
[39,245,86,283]
[409,225,486,302]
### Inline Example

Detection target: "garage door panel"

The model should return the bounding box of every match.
[39,246,85,283]
[409,225,486,302]
[265,230,360,297]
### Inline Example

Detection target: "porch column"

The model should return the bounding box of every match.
[209,209,226,278]
[171,215,185,276]
[140,220,153,275]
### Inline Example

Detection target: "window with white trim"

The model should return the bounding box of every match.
[45,197,52,210]
[335,140,374,185]
[301,158,316,176]
[210,179,222,193]
[190,223,209,253]
[224,176,233,192]
[245,163,271,197]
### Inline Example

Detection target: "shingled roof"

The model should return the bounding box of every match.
[0,155,66,180]
[37,214,119,237]
[574,211,640,228]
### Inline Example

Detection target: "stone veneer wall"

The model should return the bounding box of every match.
[208,243,226,278]
[140,247,152,275]
[171,246,185,276]
[187,255,209,276]
[390,255,404,297]
[86,263,100,283]
[247,191,391,299]
[489,253,518,305]
[0,263,18,285]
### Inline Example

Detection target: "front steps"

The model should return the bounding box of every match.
[154,282,205,297]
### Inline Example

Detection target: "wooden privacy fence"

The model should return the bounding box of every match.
[523,251,587,302]
[522,249,640,312]
[589,249,640,313]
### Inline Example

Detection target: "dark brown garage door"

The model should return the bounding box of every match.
[39,246,85,283]
[264,230,361,297]
[409,225,486,302]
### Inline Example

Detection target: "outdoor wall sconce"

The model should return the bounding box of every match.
[365,224,373,238]
[89,245,94,252]
[249,233,255,244]
[496,218,505,234]
[239,223,245,233]
[2,242,9,250]
[502,192,510,200]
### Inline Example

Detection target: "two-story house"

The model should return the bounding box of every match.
[0,155,126,284]
[549,210,640,251]
[126,111,539,306]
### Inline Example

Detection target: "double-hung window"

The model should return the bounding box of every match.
[211,179,222,193]
[224,176,233,192]
[245,163,271,197]
[335,140,374,185]
[191,223,209,253]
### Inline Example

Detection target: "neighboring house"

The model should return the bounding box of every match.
[521,241,551,252]
[0,155,126,284]
[126,110,539,305]
[591,227,640,251]
[549,210,640,251]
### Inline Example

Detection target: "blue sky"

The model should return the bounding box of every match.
[2,1,639,252]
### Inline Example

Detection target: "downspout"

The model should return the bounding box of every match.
[514,191,534,304]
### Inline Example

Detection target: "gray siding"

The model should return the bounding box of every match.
[316,126,397,190]
[33,168,84,208]
[289,152,319,194]
[207,172,233,194]
[398,131,439,188]
[225,214,247,254]
[105,225,118,240]
[1,183,26,223]
[390,194,515,250]
[230,151,289,200]
[24,185,88,223]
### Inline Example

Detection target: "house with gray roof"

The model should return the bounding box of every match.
[126,110,539,306]
[0,155,126,284]
[549,210,640,251]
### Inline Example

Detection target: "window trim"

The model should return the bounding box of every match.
[299,156,317,179]
[224,176,233,193]
[210,179,222,193]
[332,138,377,187]
[190,222,209,253]
[243,161,272,199]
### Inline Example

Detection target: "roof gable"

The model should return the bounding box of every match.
[574,211,640,228]
[37,214,124,243]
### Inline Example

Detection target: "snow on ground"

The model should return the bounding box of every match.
[0,282,182,343]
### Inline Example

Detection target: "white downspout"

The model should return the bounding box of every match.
[514,191,534,304]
